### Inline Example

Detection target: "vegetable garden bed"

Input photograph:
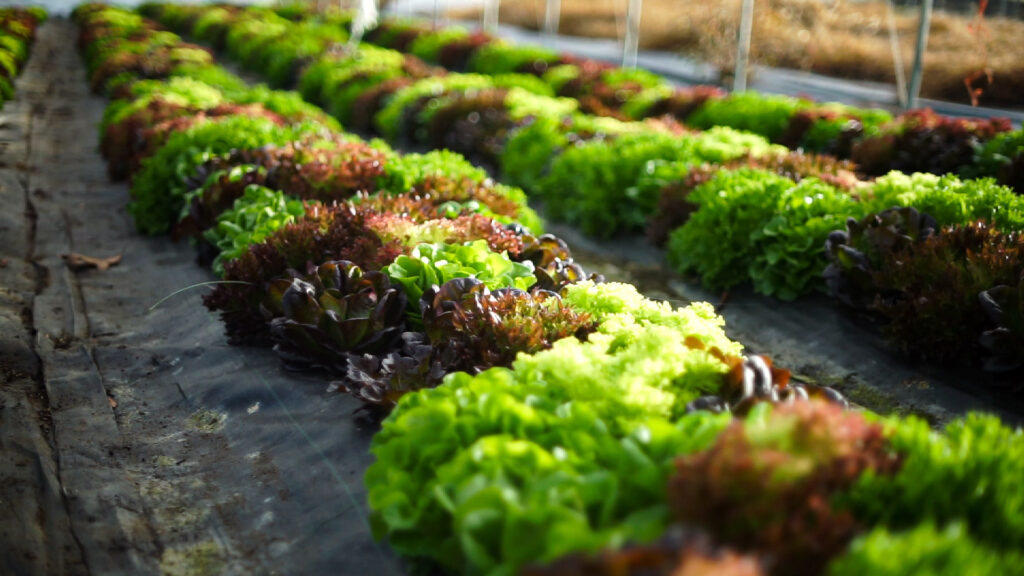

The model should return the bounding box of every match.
[4,3,1024,575]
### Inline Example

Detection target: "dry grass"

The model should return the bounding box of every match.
[454,0,1024,109]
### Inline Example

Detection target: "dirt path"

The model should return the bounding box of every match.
[1,19,404,576]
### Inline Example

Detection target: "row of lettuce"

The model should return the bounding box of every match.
[141,2,1024,383]
[159,1,1023,189]
[0,7,46,107]
[77,4,1024,576]
[354,10,1024,188]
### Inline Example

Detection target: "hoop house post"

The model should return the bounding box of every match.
[734,0,755,92]
[908,0,934,108]
[544,0,561,39]
[623,0,642,69]
[483,0,499,33]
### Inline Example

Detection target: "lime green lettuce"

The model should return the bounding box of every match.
[367,365,734,576]
[621,84,677,119]
[100,77,226,134]
[499,116,568,190]
[829,522,1024,576]
[541,64,581,93]
[386,240,535,324]
[500,113,644,189]
[539,128,777,237]
[504,87,575,119]
[838,413,1024,553]
[747,178,862,300]
[380,149,487,191]
[667,168,792,290]
[409,27,470,62]
[867,171,1024,232]
[367,282,744,575]
[204,185,309,276]
[467,41,561,75]
[170,63,250,94]
[600,67,667,92]
[686,91,805,142]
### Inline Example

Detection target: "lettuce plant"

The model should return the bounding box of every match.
[823,207,938,310]
[188,136,389,205]
[129,114,328,235]
[686,92,805,142]
[421,277,597,375]
[829,522,1024,576]
[263,260,406,372]
[367,368,733,576]
[204,206,404,343]
[539,129,773,238]
[669,402,900,576]
[838,413,1024,554]
[866,172,1024,232]
[869,222,1024,365]
[385,240,535,325]
[343,331,450,406]
[978,273,1024,373]
[747,178,861,300]
[624,85,724,121]
[367,212,524,257]
[666,169,794,291]
[467,41,561,75]
[374,74,493,140]
[852,109,1011,178]
[203,185,310,276]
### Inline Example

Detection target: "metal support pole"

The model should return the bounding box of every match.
[886,0,909,108]
[544,0,561,38]
[733,0,755,92]
[907,0,934,108]
[483,0,499,33]
[623,0,642,69]
[348,0,379,48]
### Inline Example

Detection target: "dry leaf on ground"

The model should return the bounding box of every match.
[62,252,123,271]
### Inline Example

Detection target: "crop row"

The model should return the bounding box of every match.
[142,3,1024,385]
[0,7,46,108]
[160,2,1023,188]
[345,9,1024,187]
[75,4,1024,576]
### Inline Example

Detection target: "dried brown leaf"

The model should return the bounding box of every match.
[62,252,123,272]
